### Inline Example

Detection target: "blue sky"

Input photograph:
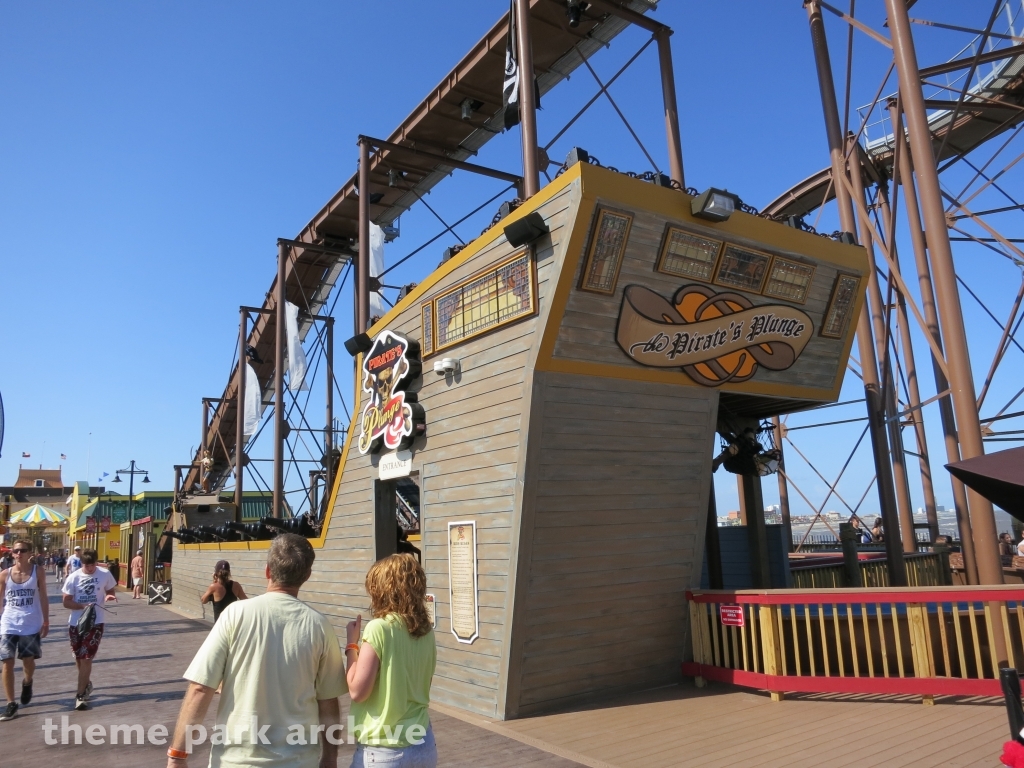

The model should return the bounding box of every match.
[1,1,1020,532]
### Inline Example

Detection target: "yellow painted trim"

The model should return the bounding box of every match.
[539,357,840,402]
[365,163,584,339]
[180,357,363,552]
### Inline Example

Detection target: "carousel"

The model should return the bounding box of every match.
[9,503,69,553]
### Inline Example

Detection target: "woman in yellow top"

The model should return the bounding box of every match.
[346,553,437,767]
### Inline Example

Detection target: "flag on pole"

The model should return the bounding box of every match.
[60,453,67,460]
[21,452,30,458]
[369,223,387,320]
[502,0,539,130]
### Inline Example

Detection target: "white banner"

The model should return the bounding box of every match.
[285,301,308,391]
[369,222,387,319]
[243,363,262,438]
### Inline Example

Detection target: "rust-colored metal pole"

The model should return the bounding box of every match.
[888,101,978,582]
[884,0,1002,587]
[201,399,209,458]
[273,241,288,518]
[876,187,940,542]
[805,0,906,584]
[234,309,246,521]
[847,146,917,554]
[655,28,685,188]
[515,0,540,198]
[357,138,371,334]
[324,316,334,516]
[772,416,793,552]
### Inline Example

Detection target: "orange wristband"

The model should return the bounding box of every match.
[167,747,189,759]
[345,643,360,652]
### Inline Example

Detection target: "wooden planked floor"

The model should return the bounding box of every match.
[476,683,1009,768]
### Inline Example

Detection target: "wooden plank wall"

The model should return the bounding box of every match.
[554,202,850,394]
[505,370,718,717]
[173,179,582,720]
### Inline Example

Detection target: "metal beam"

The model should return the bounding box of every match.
[361,135,522,185]
[918,42,1024,79]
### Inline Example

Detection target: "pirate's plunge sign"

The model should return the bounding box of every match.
[358,330,425,454]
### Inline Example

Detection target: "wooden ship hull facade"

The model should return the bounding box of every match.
[173,162,866,719]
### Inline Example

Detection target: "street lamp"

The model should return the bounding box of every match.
[112,461,150,523]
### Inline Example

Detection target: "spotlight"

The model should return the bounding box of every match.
[245,344,263,364]
[441,245,465,265]
[837,231,857,245]
[566,0,589,28]
[344,333,373,356]
[564,146,589,167]
[397,282,418,301]
[504,212,548,247]
[691,187,740,222]
[388,170,404,187]
[461,98,473,120]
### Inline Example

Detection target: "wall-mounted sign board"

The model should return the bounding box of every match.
[448,520,479,644]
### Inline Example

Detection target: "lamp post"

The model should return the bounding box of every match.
[111,461,150,524]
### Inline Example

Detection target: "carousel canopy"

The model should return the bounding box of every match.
[10,503,69,526]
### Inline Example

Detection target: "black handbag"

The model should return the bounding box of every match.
[76,604,97,634]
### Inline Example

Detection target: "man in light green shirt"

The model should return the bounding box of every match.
[166,535,347,768]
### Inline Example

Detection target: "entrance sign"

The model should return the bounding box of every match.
[358,330,424,455]
[616,284,813,386]
[448,521,479,644]
[719,604,745,627]
[377,450,413,480]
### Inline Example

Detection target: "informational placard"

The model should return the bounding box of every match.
[719,604,745,627]
[447,521,479,644]
[424,593,436,629]
[377,450,413,480]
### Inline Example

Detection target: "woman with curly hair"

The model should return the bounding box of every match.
[346,553,437,767]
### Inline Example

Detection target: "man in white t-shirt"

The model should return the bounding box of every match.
[64,547,83,580]
[166,534,347,768]
[61,550,117,711]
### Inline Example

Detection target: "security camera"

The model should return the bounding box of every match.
[433,358,460,376]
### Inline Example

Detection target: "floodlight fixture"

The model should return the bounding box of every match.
[566,0,588,28]
[691,188,740,222]
[344,333,373,356]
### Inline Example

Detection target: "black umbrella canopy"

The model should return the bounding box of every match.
[946,447,1024,521]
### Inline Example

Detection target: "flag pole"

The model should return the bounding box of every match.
[514,0,539,198]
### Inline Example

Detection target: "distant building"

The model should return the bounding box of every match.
[825,510,842,522]
[1,465,85,550]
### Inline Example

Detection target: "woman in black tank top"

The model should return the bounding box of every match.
[200,560,247,623]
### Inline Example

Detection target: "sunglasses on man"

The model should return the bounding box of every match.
[13,549,31,554]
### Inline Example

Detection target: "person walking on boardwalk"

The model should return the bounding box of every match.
[0,542,50,721]
[62,549,117,711]
[64,546,82,580]
[166,534,346,768]
[199,560,247,622]
[345,553,437,767]
[130,550,145,600]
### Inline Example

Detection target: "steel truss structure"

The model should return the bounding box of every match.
[175,0,1021,664]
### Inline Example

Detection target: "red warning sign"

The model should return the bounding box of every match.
[719,604,745,627]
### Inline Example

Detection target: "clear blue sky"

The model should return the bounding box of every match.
[1,1,1019,531]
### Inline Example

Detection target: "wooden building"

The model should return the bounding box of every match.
[172,162,866,719]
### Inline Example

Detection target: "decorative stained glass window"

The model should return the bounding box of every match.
[763,257,815,304]
[421,303,433,356]
[822,274,860,338]
[580,208,633,294]
[657,227,722,282]
[430,250,535,353]
[713,245,771,293]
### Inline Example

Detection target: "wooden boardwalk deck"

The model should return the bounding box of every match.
[0,581,1008,766]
